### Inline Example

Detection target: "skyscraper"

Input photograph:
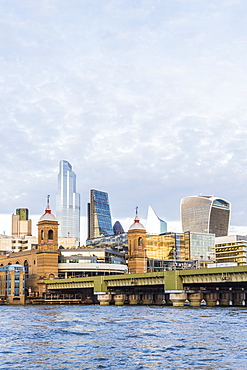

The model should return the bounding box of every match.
[56,160,80,245]
[12,208,32,237]
[145,206,167,235]
[180,195,231,237]
[87,189,113,239]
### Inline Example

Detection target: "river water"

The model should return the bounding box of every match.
[0,305,246,369]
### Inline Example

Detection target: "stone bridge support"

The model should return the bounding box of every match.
[204,292,218,306]
[169,292,187,307]
[188,292,203,307]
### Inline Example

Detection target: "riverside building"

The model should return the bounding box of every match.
[128,210,215,274]
[181,195,231,237]
[215,235,247,266]
[56,160,80,246]
[0,264,25,305]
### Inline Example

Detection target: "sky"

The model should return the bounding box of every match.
[1,0,247,242]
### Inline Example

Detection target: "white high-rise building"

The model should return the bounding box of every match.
[145,206,167,235]
[56,160,80,246]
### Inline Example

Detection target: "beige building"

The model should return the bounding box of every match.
[12,208,32,237]
[0,201,59,297]
[0,264,25,304]
[215,235,247,266]
[0,234,77,254]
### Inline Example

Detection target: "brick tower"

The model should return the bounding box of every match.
[128,208,147,274]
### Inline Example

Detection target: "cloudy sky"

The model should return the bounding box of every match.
[1,0,247,241]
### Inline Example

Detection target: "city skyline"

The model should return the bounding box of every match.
[1,1,247,237]
[0,188,246,245]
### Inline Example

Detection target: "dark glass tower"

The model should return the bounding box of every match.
[88,189,113,239]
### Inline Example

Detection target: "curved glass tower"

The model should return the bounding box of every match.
[181,195,230,237]
[56,160,80,245]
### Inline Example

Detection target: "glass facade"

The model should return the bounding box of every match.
[181,195,230,237]
[145,232,214,268]
[88,189,113,239]
[189,232,215,262]
[146,206,167,235]
[145,232,190,261]
[86,233,128,253]
[56,160,80,245]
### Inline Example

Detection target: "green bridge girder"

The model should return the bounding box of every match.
[44,265,247,294]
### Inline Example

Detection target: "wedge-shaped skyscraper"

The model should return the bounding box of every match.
[88,189,113,239]
[145,206,167,235]
[181,195,230,237]
[56,160,80,245]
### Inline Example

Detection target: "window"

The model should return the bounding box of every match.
[48,230,53,240]
[24,260,29,275]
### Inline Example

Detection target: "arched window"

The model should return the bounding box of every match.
[16,261,19,265]
[24,260,29,275]
[48,230,53,240]
[138,237,143,247]
[41,230,44,240]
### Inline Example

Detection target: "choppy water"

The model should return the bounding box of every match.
[0,305,247,369]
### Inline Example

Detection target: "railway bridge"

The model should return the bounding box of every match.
[43,265,247,306]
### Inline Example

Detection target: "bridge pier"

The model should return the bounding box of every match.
[219,291,231,306]
[232,291,245,306]
[169,292,187,307]
[97,293,112,305]
[188,292,203,307]
[128,294,140,305]
[142,294,153,305]
[204,292,218,306]
[154,293,165,305]
[113,294,126,306]
[165,293,173,306]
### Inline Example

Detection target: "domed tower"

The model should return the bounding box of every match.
[35,196,59,296]
[38,195,59,252]
[128,207,147,274]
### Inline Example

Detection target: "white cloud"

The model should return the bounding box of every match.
[0,0,247,233]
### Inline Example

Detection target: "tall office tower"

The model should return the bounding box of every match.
[12,208,32,237]
[181,195,231,237]
[56,160,80,245]
[145,206,167,235]
[87,189,114,239]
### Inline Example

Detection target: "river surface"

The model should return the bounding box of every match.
[0,305,246,369]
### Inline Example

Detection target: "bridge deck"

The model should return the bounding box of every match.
[44,265,247,293]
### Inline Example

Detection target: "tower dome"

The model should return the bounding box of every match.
[39,195,57,222]
[128,207,146,231]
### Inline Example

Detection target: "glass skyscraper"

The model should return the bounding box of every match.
[88,189,114,239]
[145,206,167,235]
[56,160,80,245]
[181,195,231,237]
